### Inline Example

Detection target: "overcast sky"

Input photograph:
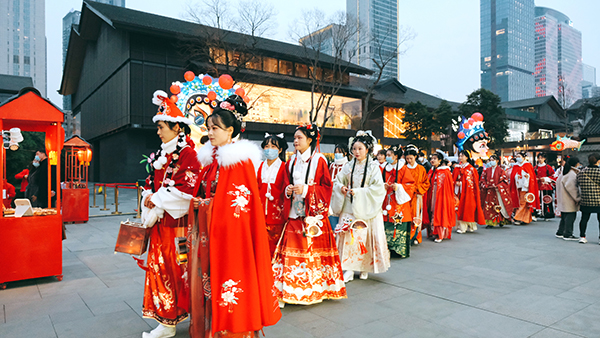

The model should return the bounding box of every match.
[46,0,600,108]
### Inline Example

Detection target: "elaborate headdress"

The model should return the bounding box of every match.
[456,112,489,151]
[152,90,191,125]
[168,71,250,129]
[296,123,321,151]
[349,130,377,152]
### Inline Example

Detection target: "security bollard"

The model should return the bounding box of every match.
[111,186,122,215]
[91,183,99,208]
[134,186,142,219]
[100,184,110,211]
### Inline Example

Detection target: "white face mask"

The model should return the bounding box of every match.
[516,157,523,164]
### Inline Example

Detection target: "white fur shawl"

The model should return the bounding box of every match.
[197,140,262,170]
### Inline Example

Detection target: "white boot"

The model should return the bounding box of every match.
[278,300,286,309]
[359,272,368,280]
[142,324,176,338]
[343,270,354,283]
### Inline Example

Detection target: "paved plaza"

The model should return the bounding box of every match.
[1,187,600,338]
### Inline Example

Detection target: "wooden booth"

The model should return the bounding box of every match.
[0,89,64,288]
[62,135,92,223]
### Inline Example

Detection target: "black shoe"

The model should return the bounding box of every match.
[555,233,563,238]
[563,235,579,241]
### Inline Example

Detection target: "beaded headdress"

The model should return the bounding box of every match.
[456,112,489,151]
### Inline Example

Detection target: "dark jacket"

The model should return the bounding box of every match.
[577,165,600,207]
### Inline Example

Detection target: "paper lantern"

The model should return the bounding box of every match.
[202,75,212,85]
[219,74,234,90]
[77,150,85,164]
[85,148,93,166]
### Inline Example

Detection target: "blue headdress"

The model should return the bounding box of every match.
[456,112,489,151]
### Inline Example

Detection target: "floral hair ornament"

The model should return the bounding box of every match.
[435,149,448,161]
[296,123,321,151]
[349,130,376,151]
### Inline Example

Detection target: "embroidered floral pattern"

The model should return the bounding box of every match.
[218,279,243,313]
[184,170,197,188]
[228,184,251,218]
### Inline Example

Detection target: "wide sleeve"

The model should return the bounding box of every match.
[480,169,489,189]
[331,161,350,216]
[210,159,282,333]
[394,166,415,205]
[305,156,333,218]
[15,169,28,180]
[416,167,430,195]
[351,162,386,220]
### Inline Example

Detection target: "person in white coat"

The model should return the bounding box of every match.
[555,157,581,241]
[331,131,389,282]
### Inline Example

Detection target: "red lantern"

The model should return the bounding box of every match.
[184,71,195,82]
[202,75,212,85]
[472,112,484,121]
[468,118,475,124]
[219,74,234,90]
[170,95,178,103]
[85,148,93,165]
[463,123,470,129]
[235,87,246,97]
[77,150,85,164]
[207,91,217,101]
[170,84,180,95]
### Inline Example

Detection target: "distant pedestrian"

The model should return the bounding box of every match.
[418,151,432,172]
[509,152,540,225]
[555,157,581,241]
[576,153,600,244]
[376,149,387,172]
[14,167,29,198]
[329,143,349,231]
[535,153,555,220]
[454,150,485,233]
[480,154,513,227]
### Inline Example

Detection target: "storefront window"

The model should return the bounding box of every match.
[295,63,309,78]
[263,57,278,73]
[240,82,361,129]
[279,60,293,76]
[246,55,262,70]
[383,107,407,139]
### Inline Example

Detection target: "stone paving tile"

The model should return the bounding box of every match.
[378,292,472,322]
[53,309,150,338]
[36,276,108,298]
[306,298,393,329]
[380,312,477,338]
[551,303,600,337]
[287,316,347,338]
[0,315,57,338]
[0,283,41,305]
[435,307,544,338]
[529,328,586,338]
[263,320,314,338]
[4,293,91,323]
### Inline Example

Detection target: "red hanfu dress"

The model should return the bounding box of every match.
[453,163,485,232]
[406,162,430,243]
[480,164,513,226]
[257,158,290,257]
[425,166,455,240]
[273,148,347,305]
[509,161,540,224]
[141,137,200,326]
[535,163,556,219]
[189,140,281,337]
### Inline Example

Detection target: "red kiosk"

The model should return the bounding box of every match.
[62,135,91,223]
[0,89,64,288]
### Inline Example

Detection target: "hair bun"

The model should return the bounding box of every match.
[226,95,248,117]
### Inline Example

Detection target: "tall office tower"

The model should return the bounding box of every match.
[62,0,125,110]
[347,0,399,80]
[534,7,582,103]
[0,0,46,97]
[581,64,596,98]
[480,0,535,102]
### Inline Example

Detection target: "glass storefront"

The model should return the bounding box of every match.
[383,107,407,139]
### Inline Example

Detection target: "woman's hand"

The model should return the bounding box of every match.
[341,186,349,195]
[292,184,304,195]
[144,194,155,209]
[193,197,199,210]
[285,185,294,197]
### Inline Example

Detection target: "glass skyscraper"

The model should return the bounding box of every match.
[347,0,399,80]
[481,0,535,102]
[0,0,46,96]
[534,7,582,102]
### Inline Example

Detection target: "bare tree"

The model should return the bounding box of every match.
[359,25,415,129]
[290,10,360,134]
[557,75,575,133]
[236,0,278,37]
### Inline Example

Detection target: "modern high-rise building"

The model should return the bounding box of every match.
[534,7,582,104]
[582,63,596,98]
[0,0,46,97]
[480,0,535,102]
[62,0,125,110]
[347,0,399,80]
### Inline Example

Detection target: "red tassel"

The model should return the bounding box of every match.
[359,241,368,255]
[132,257,149,271]
[393,227,397,240]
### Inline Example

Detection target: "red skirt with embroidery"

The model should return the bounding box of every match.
[272,218,347,305]
[142,219,189,326]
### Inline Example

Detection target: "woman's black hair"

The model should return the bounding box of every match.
[489,154,499,161]
[563,157,579,175]
[516,151,527,158]
[377,149,387,157]
[459,150,475,167]
[261,134,288,162]
[404,147,418,157]
[295,123,319,154]
[589,153,600,166]
[431,152,445,162]
[351,135,376,154]
[206,94,248,138]
[386,145,403,158]
[163,121,191,135]
[510,157,517,163]
[199,135,209,145]
[334,143,349,158]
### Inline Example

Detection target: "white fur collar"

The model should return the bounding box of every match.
[385,159,405,171]
[438,165,451,171]
[161,136,178,154]
[406,162,418,169]
[197,140,262,169]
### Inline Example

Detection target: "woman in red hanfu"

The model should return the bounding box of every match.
[257,133,290,257]
[510,152,540,225]
[273,123,347,307]
[454,150,486,233]
[480,154,514,227]
[381,145,415,257]
[140,90,201,338]
[425,152,456,243]
[404,146,430,245]
[189,95,281,338]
